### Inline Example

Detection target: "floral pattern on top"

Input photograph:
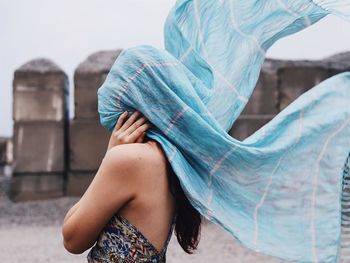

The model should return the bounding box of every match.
[87,214,176,263]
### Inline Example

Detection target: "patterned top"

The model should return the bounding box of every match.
[87,214,176,263]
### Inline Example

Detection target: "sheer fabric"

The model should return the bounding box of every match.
[97,1,350,262]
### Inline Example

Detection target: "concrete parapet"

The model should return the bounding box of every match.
[13,59,68,122]
[324,52,350,75]
[241,58,283,115]
[74,50,122,119]
[325,51,350,67]
[10,174,63,202]
[69,119,109,172]
[11,58,68,201]
[13,122,65,173]
[229,115,274,141]
[66,50,121,195]
[277,60,333,111]
[66,172,94,196]
[0,138,8,165]
[6,50,350,200]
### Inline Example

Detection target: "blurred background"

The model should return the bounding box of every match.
[1,0,350,136]
[1,0,350,262]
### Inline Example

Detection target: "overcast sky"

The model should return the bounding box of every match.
[1,0,350,136]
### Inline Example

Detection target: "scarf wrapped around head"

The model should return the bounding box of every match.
[97,1,350,262]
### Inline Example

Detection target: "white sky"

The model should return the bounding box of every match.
[1,0,350,136]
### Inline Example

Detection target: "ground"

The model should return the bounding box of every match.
[0,176,283,263]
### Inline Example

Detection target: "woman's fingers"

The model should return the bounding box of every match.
[118,111,141,132]
[124,115,148,135]
[113,111,128,132]
[111,110,152,144]
[136,132,146,143]
[128,123,151,142]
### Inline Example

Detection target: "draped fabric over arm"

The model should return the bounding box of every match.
[97,0,350,262]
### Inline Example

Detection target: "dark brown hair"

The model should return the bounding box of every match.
[167,161,202,254]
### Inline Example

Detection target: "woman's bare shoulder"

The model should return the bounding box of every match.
[104,140,168,175]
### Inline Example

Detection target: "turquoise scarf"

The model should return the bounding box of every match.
[97,1,350,262]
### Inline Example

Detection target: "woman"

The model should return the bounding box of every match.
[62,110,202,262]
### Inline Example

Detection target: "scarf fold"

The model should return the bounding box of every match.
[97,1,350,262]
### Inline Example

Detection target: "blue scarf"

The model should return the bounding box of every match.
[97,1,350,262]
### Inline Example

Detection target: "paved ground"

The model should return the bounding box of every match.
[0,176,283,263]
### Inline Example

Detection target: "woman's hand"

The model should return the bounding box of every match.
[107,111,151,151]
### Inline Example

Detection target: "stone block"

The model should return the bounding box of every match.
[10,174,63,202]
[66,172,94,196]
[13,59,69,122]
[229,115,274,141]
[241,59,282,115]
[13,122,65,173]
[74,50,122,119]
[325,51,350,75]
[69,119,110,171]
[325,51,350,66]
[0,138,7,164]
[277,61,332,111]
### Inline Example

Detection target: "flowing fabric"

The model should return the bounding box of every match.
[97,1,350,262]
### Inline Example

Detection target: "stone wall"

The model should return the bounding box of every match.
[229,53,350,139]
[6,50,350,201]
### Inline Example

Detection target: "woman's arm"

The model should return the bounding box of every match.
[63,201,80,224]
[62,110,151,254]
[62,146,147,254]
